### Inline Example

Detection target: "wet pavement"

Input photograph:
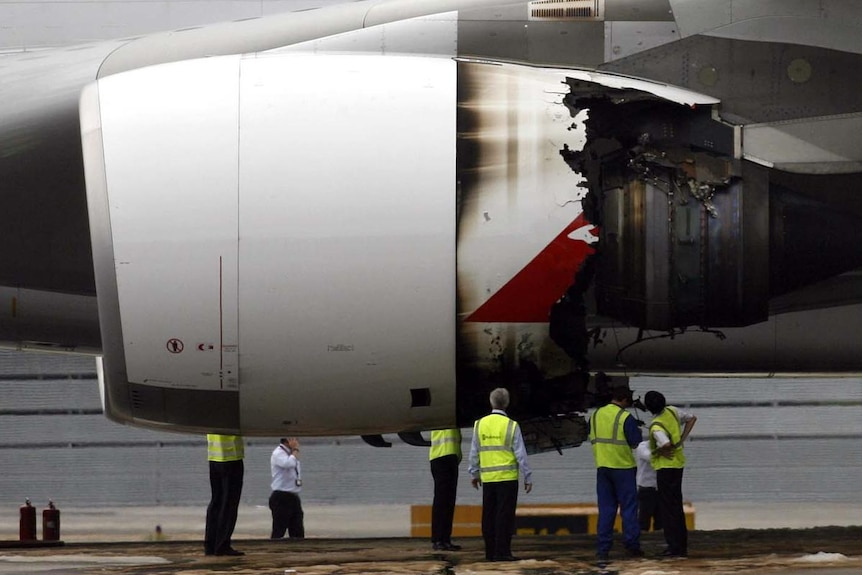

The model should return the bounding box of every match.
[0,525,861,574]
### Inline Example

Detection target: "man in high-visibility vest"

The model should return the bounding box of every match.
[429,428,462,551]
[468,388,533,562]
[205,434,245,556]
[645,390,697,558]
[589,384,643,562]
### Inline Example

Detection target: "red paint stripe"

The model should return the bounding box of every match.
[466,214,595,323]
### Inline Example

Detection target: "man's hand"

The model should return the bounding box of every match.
[524,482,533,494]
[471,478,481,490]
[655,443,675,458]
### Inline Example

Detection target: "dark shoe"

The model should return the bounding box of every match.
[626,547,645,557]
[658,548,687,558]
[596,553,609,563]
[493,555,520,562]
[432,542,460,551]
[215,548,245,556]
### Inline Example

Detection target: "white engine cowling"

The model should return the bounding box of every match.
[81,53,457,434]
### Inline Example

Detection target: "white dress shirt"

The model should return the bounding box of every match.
[271,444,302,493]
[635,440,657,488]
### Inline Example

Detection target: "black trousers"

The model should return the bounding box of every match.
[269,490,305,539]
[430,454,459,544]
[657,467,687,554]
[204,460,244,554]
[481,480,519,560]
[638,486,662,531]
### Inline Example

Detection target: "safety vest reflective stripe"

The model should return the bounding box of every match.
[476,414,519,482]
[650,406,685,470]
[481,463,519,472]
[589,404,635,469]
[207,434,244,462]
[590,407,629,446]
[429,429,462,461]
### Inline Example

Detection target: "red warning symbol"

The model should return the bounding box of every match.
[166,338,184,353]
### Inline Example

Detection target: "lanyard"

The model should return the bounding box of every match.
[280,444,302,485]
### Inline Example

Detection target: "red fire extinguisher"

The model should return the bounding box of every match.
[19,498,36,541]
[42,500,61,541]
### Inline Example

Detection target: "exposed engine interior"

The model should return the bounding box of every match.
[455,76,862,453]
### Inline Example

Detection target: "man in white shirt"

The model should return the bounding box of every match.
[635,435,661,532]
[269,437,304,539]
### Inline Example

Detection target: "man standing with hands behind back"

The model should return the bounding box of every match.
[205,434,245,556]
[468,388,533,562]
[269,437,305,539]
[429,428,462,551]
[645,390,697,558]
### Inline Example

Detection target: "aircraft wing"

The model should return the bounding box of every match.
[97,0,520,77]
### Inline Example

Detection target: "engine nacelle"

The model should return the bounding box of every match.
[83,50,860,437]
[81,53,459,435]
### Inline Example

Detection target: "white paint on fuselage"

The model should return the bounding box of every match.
[456,62,587,315]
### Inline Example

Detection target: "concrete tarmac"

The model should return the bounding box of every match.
[0,527,860,575]
[0,504,860,574]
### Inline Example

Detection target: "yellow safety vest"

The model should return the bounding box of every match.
[207,434,244,462]
[649,406,685,470]
[429,429,462,461]
[589,403,636,469]
[475,413,520,483]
